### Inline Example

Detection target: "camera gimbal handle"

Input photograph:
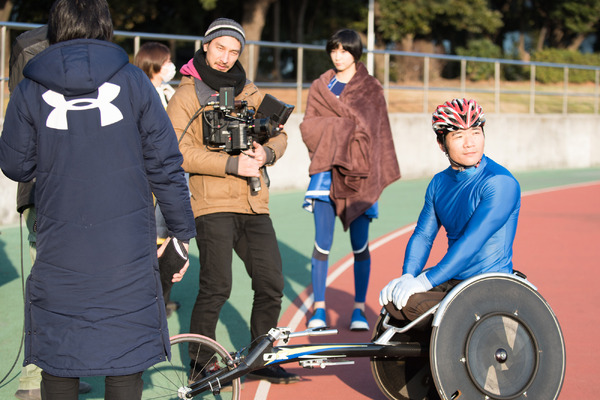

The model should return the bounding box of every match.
[249,176,261,195]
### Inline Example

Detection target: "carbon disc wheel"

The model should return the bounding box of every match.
[464,312,538,398]
[430,274,565,400]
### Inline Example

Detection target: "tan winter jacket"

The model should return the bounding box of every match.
[167,75,287,217]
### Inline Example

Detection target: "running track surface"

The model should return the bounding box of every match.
[240,182,600,399]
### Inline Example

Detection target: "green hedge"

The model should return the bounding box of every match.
[531,49,600,84]
[456,38,502,81]
[454,42,600,83]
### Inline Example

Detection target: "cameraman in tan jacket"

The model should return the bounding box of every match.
[167,18,298,384]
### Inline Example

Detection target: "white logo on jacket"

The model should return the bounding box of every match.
[42,82,124,130]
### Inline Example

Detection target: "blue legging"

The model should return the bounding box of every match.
[311,200,371,304]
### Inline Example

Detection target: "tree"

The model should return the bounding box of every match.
[376,0,433,51]
[0,0,13,21]
[528,0,600,51]
[491,0,534,61]
[258,0,367,81]
[239,0,277,79]
[377,0,502,80]
[551,0,600,51]
[378,0,503,52]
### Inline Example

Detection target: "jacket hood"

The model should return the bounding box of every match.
[23,39,129,96]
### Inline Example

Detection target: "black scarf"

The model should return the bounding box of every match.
[193,50,247,96]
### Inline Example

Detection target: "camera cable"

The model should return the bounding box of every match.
[177,106,206,145]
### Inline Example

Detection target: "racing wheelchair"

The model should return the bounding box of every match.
[141,272,566,399]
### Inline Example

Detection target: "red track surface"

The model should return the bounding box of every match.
[242,182,600,399]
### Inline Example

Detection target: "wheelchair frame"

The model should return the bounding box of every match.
[143,273,566,400]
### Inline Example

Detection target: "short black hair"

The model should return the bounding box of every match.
[48,0,113,44]
[326,29,363,62]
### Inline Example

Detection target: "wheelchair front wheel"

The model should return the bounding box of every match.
[370,314,439,400]
[142,333,241,399]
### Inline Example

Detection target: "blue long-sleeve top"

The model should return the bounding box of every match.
[404,155,521,287]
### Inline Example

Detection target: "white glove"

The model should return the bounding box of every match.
[379,274,413,306]
[391,273,433,310]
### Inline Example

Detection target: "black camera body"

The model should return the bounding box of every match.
[203,87,294,154]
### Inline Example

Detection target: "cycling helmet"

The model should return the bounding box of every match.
[432,98,485,138]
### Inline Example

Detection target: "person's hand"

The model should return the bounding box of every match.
[158,238,190,283]
[244,142,267,166]
[237,147,262,177]
[379,274,412,306]
[171,241,189,283]
[391,273,433,309]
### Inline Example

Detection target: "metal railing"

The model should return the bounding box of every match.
[2,21,600,121]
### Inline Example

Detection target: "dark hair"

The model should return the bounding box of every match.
[48,0,113,44]
[325,29,363,62]
[134,42,170,80]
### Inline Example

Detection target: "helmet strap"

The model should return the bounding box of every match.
[440,127,484,171]
[447,153,471,171]
[441,138,480,171]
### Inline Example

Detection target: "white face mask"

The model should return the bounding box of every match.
[160,62,176,83]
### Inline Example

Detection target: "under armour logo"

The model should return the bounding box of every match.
[43,82,124,130]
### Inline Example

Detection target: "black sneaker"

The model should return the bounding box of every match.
[246,365,301,384]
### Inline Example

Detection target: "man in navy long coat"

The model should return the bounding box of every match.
[0,0,196,397]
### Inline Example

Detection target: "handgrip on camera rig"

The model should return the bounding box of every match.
[248,167,270,195]
[249,176,261,195]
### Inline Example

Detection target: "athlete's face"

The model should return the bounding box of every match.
[440,126,485,168]
[203,36,241,73]
[330,45,356,74]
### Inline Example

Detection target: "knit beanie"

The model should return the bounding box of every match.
[203,18,246,53]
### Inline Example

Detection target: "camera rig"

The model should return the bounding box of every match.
[202,87,294,193]
[203,87,294,153]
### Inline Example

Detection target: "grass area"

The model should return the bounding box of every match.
[263,79,600,114]
[2,76,596,116]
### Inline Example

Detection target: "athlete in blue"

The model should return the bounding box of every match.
[379,98,520,322]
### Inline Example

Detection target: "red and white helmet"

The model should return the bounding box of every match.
[432,98,486,137]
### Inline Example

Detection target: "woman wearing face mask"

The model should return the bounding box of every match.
[134,42,182,318]
[134,42,177,108]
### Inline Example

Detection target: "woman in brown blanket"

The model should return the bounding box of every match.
[300,29,400,331]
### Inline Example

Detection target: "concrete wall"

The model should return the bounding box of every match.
[2,113,599,225]
[266,113,600,190]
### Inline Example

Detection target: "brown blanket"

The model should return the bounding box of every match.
[300,62,401,229]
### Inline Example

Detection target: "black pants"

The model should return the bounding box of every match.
[41,371,143,400]
[189,213,284,362]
